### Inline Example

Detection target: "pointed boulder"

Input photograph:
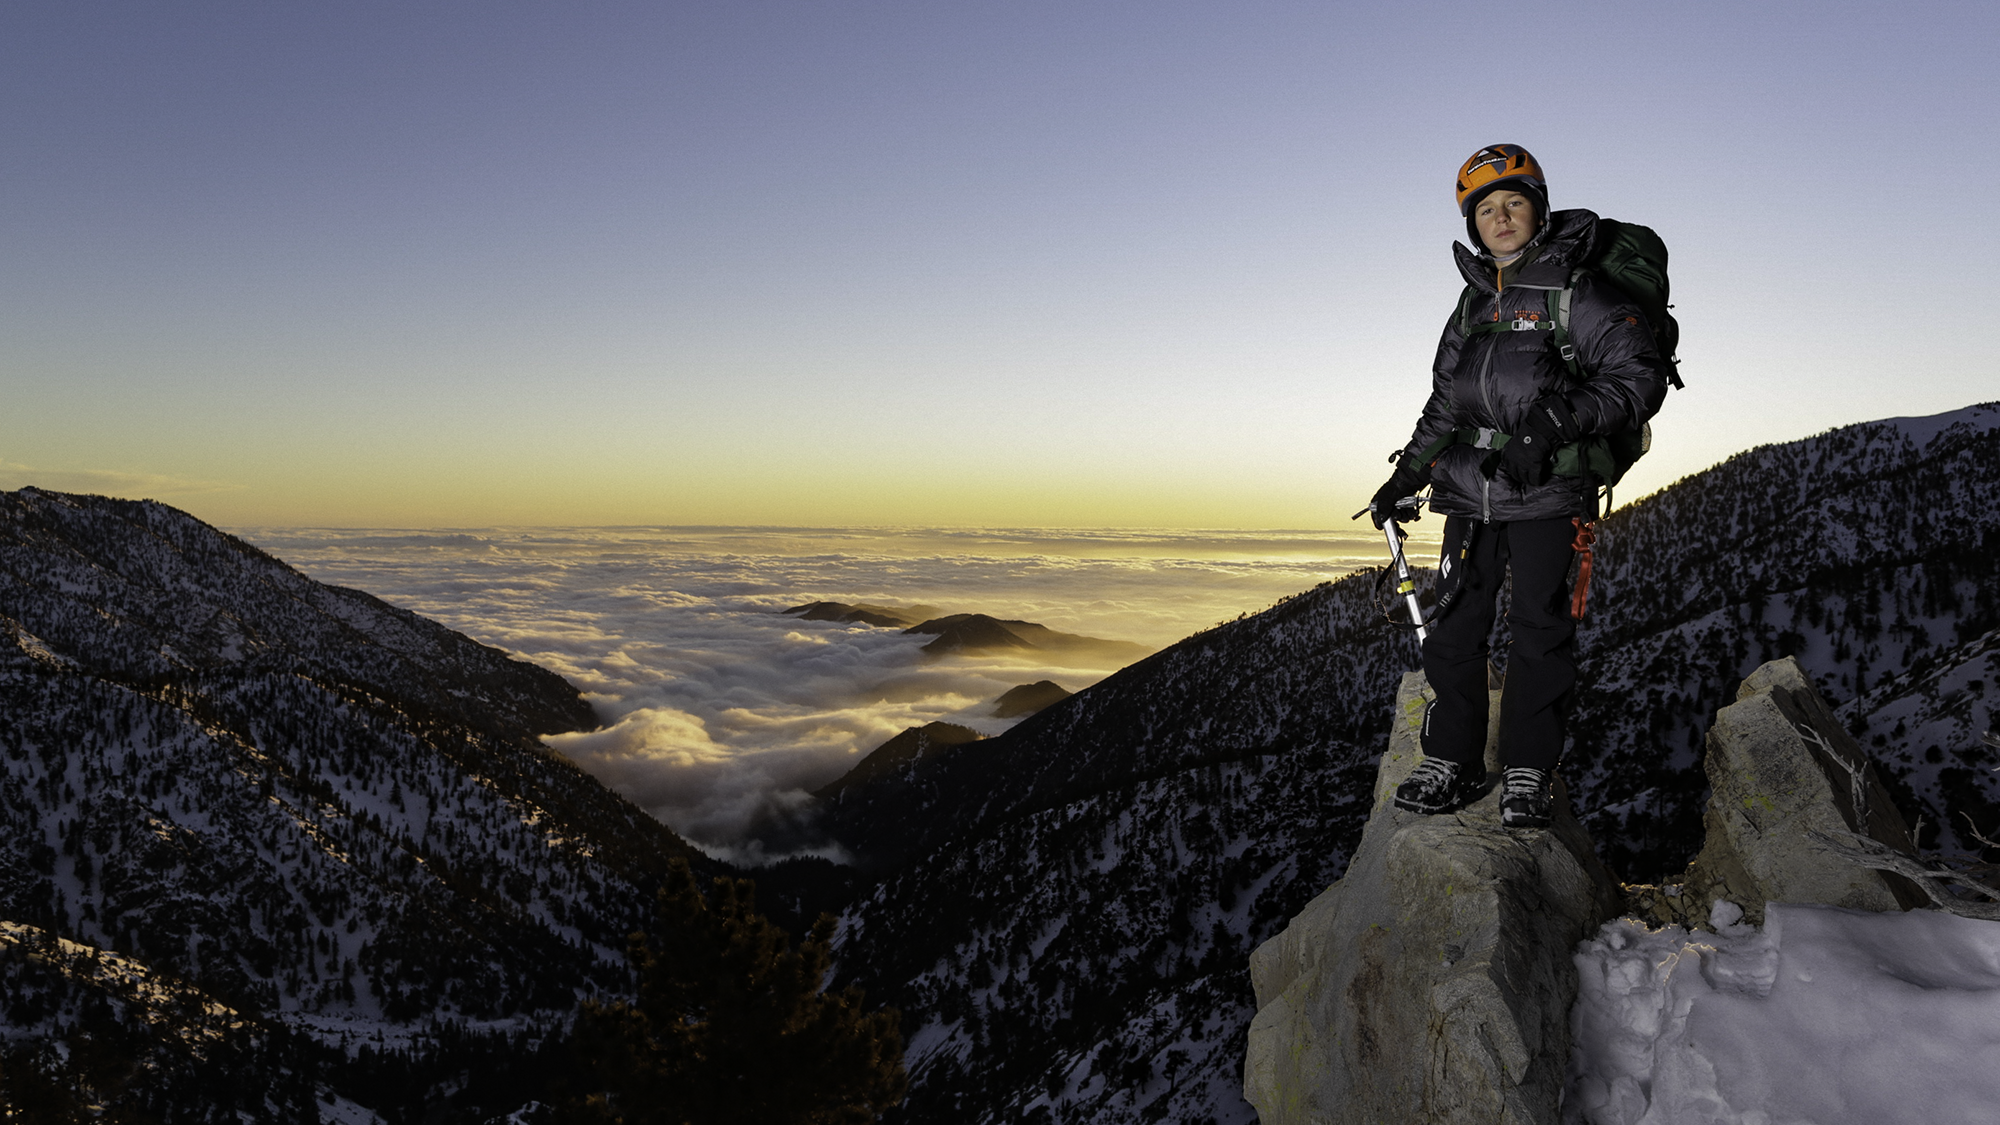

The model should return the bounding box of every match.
[1244,671,1621,1125]
[1671,656,1926,926]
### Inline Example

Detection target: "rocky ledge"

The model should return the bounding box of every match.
[1244,672,1621,1124]
[1243,656,1959,1125]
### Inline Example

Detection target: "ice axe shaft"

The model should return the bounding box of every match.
[1383,521,1428,645]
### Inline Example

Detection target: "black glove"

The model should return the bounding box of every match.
[1368,452,1430,528]
[1498,393,1581,486]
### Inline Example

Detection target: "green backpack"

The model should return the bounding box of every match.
[1440,217,1684,495]
[1577,219,1680,379]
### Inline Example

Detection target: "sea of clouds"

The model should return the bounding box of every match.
[241,526,1418,862]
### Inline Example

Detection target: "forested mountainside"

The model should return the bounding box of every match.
[0,489,698,1120]
[823,403,2000,1125]
[827,579,1423,1125]
[1573,403,2000,873]
[816,585,1416,872]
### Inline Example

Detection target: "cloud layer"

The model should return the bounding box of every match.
[244,527,1408,860]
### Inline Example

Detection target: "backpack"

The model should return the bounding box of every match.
[1443,216,1684,494]
[1574,218,1681,379]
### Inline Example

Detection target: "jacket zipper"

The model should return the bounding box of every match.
[1478,277,1498,523]
[1481,264,1504,421]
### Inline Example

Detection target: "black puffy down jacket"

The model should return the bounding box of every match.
[1402,209,1674,522]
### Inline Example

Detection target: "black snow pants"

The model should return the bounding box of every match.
[1419,516,1579,774]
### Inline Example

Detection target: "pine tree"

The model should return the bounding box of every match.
[564,859,906,1125]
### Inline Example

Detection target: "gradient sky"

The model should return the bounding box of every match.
[4,1,1995,527]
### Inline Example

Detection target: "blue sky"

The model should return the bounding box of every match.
[4,1,1994,525]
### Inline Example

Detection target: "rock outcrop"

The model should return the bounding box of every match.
[1244,672,1622,1125]
[1247,656,1940,1125]
[1633,656,1925,927]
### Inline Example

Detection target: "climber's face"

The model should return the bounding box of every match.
[1474,190,1539,257]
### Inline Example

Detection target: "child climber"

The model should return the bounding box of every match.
[1368,144,1673,828]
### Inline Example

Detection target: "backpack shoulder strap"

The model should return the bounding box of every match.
[1547,269,1583,381]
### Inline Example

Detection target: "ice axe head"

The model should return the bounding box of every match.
[1350,495,1425,529]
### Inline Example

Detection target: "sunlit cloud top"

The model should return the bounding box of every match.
[251,524,1418,860]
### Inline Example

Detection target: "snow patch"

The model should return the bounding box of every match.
[1569,902,2000,1124]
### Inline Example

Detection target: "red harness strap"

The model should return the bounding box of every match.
[1570,518,1599,621]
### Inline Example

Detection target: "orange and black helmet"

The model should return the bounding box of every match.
[1456,144,1546,216]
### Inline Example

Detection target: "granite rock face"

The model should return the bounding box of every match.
[1667,656,1924,926]
[1244,672,1622,1125]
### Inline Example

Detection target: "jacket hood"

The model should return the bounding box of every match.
[1453,208,1600,292]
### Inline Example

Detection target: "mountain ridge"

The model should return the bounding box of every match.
[0,488,706,1119]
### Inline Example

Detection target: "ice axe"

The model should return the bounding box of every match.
[1351,499,1428,645]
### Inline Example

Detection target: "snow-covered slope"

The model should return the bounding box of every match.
[1573,402,2000,871]
[825,403,2000,1125]
[0,489,700,1118]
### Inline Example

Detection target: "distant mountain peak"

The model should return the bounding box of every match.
[903,612,1043,654]
[784,599,1155,663]
[784,600,939,628]
[903,612,1152,661]
[993,679,1072,718]
[814,721,986,806]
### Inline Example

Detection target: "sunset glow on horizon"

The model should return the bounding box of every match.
[5,1,1996,530]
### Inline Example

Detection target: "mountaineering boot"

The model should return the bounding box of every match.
[1393,757,1487,815]
[1500,767,1553,829]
